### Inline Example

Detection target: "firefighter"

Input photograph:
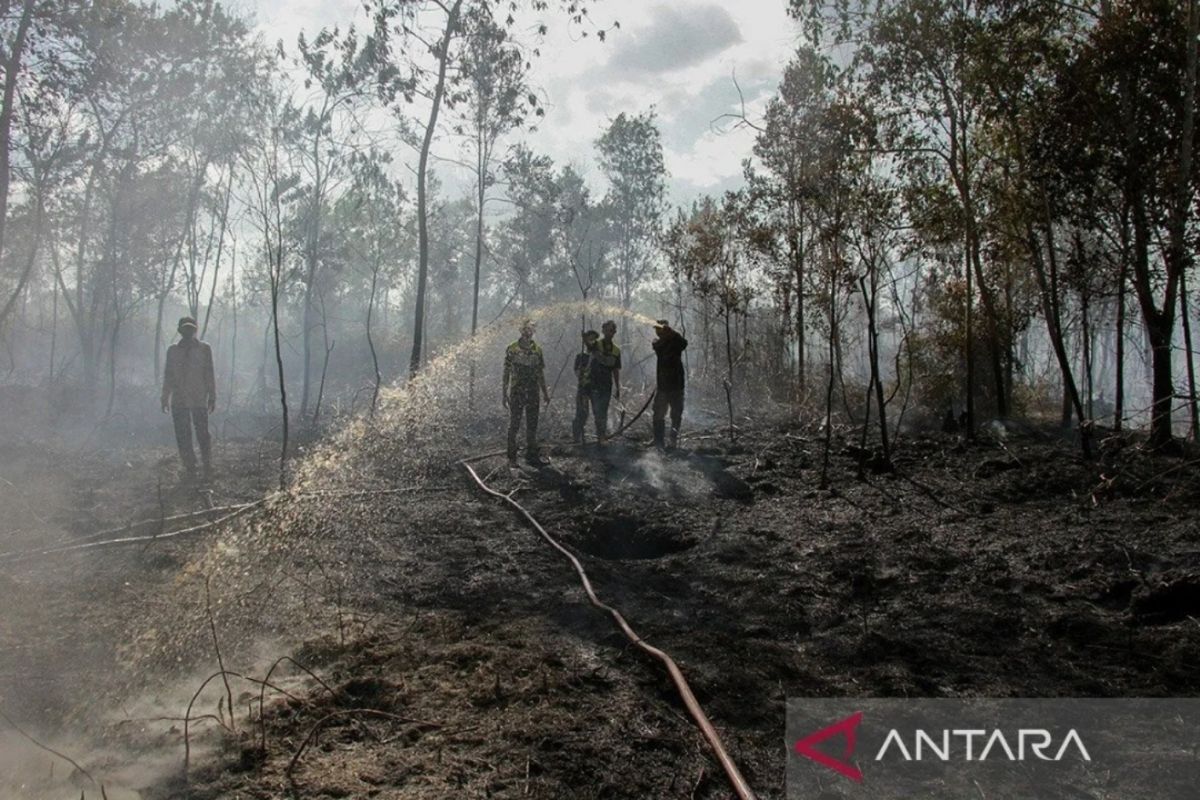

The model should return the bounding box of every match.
[503,319,551,466]
[590,320,622,442]
[572,330,600,444]
[651,319,687,450]
[161,316,216,478]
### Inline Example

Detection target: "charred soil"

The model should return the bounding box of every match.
[3,422,1200,799]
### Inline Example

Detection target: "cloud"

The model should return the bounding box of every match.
[604,3,742,78]
[656,74,774,152]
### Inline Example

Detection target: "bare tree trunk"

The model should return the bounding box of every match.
[0,179,44,333]
[366,256,383,416]
[789,197,806,396]
[1114,210,1129,431]
[0,0,34,268]
[1180,266,1199,440]
[226,256,237,413]
[48,269,58,383]
[1080,286,1094,420]
[468,129,486,409]
[313,338,335,426]
[860,267,891,465]
[271,280,288,490]
[1029,220,1092,458]
[201,168,234,338]
[409,0,463,379]
[820,277,836,489]
[964,235,975,438]
[723,311,735,442]
[105,317,122,418]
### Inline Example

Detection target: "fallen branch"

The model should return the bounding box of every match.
[895,470,968,515]
[89,501,259,541]
[204,577,236,734]
[0,706,96,786]
[293,486,447,498]
[0,502,266,563]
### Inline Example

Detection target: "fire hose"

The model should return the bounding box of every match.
[460,458,758,800]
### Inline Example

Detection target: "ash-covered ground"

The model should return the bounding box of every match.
[2,403,1199,799]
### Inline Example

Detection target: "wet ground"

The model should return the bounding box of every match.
[3,420,1200,799]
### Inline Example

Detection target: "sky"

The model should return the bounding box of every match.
[232,0,801,205]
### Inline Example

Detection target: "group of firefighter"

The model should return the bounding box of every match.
[159,314,688,476]
[496,316,686,470]
[501,317,688,467]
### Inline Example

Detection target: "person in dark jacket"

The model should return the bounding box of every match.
[651,319,687,450]
[161,316,216,478]
[572,330,600,444]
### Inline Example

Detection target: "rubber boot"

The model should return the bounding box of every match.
[652,419,666,449]
[667,427,679,451]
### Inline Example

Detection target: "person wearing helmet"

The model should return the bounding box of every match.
[503,319,551,466]
[161,316,216,478]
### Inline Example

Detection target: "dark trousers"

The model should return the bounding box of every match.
[507,387,540,460]
[172,406,211,470]
[573,386,613,441]
[572,387,591,442]
[592,386,612,439]
[652,388,684,446]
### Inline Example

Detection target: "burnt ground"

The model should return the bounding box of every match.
[3,418,1200,799]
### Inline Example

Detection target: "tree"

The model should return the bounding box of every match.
[243,86,298,490]
[751,46,836,397]
[288,25,371,422]
[457,7,532,344]
[665,193,760,441]
[596,110,667,308]
[338,150,408,415]
[364,0,603,377]
[555,163,611,317]
[496,144,559,307]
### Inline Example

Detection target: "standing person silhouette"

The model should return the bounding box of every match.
[572,330,600,444]
[161,316,216,479]
[651,319,687,450]
[503,319,550,466]
[589,320,622,444]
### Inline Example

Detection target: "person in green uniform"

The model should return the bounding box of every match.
[503,319,550,466]
[589,320,622,442]
[572,330,600,444]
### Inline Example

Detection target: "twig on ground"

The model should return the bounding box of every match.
[292,486,448,498]
[0,502,266,563]
[115,714,228,731]
[0,706,96,786]
[29,501,265,553]
[895,470,969,515]
[204,577,236,734]
[258,656,336,752]
[184,670,247,776]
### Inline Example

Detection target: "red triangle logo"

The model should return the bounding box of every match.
[793,711,864,783]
